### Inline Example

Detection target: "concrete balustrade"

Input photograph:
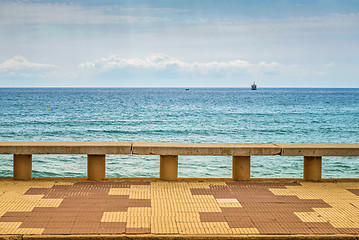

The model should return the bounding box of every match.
[232,156,251,181]
[0,142,359,181]
[278,143,359,181]
[160,155,178,181]
[87,155,106,181]
[131,142,281,156]
[13,154,32,180]
[303,156,322,181]
[0,142,131,181]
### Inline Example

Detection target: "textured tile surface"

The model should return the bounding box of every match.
[0,179,359,235]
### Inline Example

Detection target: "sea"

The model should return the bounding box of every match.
[0,88,358,178]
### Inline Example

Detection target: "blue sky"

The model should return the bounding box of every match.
[0,0,358,87]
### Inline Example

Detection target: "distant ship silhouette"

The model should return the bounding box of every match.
[251,82,257,90]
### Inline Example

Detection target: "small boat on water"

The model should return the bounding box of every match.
[251,82,257,90]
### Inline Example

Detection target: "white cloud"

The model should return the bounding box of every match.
[324,63,335,68]
[0,56,56,77]
[0,56,56,71]
[78,53,299,77]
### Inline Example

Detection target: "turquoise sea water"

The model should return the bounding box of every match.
[0,88,358,178]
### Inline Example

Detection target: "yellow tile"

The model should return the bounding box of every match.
[126,216,151,228]
[35,198,63,208]
[231,228,260,234]
[0,222,22,228]
[269,188,295,196]
[108,188,130,195]
[295,212,327,222]
[101,211,127,222]
[14,228,44,234]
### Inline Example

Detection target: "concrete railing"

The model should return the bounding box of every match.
[0,142,359,181]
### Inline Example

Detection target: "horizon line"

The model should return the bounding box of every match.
[0,86,358,89]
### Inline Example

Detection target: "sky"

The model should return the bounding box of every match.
[0,0,358,87]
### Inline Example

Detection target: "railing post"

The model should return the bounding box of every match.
[13,154,32,180]
[232,156,250,180]
[304,156,322,181]
[160,155,178,181]
[87,154,106,181]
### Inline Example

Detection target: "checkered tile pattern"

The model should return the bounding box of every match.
[0,180,359,235]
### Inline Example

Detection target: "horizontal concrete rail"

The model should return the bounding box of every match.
[278,143,359,156]
[0,142,131,181]
[0,141,131,155]
[132,142,281,156]
[0,141,358,182]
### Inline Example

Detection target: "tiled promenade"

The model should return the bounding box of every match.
[0,179,359,237]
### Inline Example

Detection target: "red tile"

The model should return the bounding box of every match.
[70,227,101,234]
[227,221,255,228]
[225,216,252,222]
[98,227,125,234]
[338,228,359,234]
[0,216,25,222]
[310,228,340,234]
[20,221,48,228]
[43,228,72,235]
[73,221,100,228]
[47,221,75,228]
[100,222,126,228]
[50,216,76,222]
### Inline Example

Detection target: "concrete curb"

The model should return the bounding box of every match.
[0,235,356,240]
[16,234,359,240]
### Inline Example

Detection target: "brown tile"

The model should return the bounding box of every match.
[27,216,51,222]
[0,216,26,222]
[43,228,72,235]
[338,228,359,234]
[50,216,76,222]
[310,228,340,234]
[54,211,78,217]
[200,216,226,222]
[2,212,31,217]
[250,214,278,223]
[100,222,126,228]
[290,228,313,234]
[70,227,101,234]
[76,211,103,217]
[25,188,51,195]
[347,189,359,196]
[304,222,335,228]
[200,213,226,222]
[56,207,81,212]
[73,221,100,228]
[78,207,104,212]
[271,213,302,223]
[20,221,48,228]
[47,221,75,228]
[225,216,252,222]
[75,216,100,222]
[98,227,125,234]
[280,222,308,230]
[30,211,56,217]
[103,206,129,212]
[128,199,151,207]
[228,221,255,228]
[32,207,57,212]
